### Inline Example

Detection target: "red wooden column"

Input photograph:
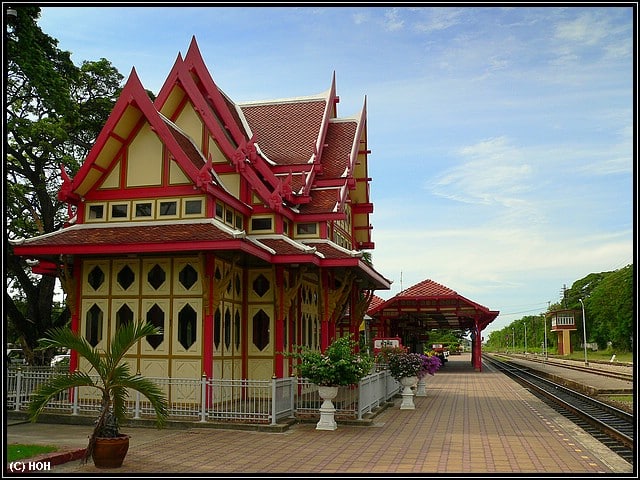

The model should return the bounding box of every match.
[274,265,285,377]
[472,320,482,372]
[320,269,331,351]
[202,254,215,380]
[69,264,82,374]
[349,286,360,348]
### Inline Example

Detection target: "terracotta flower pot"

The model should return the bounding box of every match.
[91,434,130,468]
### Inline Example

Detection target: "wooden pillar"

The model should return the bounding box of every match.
[68,263,81,374]
[274,265,285,377]
[349,287,359,347]
[473,321,482,372]
[320,269,330,350]
[200,254,216,408]
[201,254,215,380]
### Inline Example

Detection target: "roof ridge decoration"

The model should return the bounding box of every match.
[155,111,230,196]
[237,88,332,107]
[171,37,313,210]
[301,73,337,199]
[58,66,235,204]
[245,234,318,256]
[302,238,363,258]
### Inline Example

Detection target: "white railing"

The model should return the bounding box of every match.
[7,366,397,425]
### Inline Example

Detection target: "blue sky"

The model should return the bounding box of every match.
[36,5,634,338]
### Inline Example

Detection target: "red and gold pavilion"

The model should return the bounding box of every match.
[11,37,392,381]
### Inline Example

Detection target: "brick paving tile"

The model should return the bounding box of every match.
[8,354,633,476]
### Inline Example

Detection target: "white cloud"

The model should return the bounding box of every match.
[554,11,609,46]
[427,136,534,209]
[412,7,467,33]
[383,8,404,31]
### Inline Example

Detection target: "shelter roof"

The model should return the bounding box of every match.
[368,279,499,332]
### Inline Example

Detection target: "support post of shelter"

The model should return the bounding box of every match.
[472,321,482,372]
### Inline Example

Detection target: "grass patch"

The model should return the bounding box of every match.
[559,351,633,363]
[600,395,633,403]
[7,444,58,462]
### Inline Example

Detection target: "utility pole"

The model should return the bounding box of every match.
[579,298,589,366]
[543,313,547,361]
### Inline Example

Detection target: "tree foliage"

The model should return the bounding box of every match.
[586,265,633,350]
[5,6,123,364]
[484,264,634,353]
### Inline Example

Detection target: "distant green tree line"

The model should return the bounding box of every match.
[485,264,633,353]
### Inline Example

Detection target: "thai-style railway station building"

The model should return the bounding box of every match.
[11,38,497,381]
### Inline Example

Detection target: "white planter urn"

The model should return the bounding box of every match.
[399,375,417,409]
[416,377,427,396]
[316,385,339,430]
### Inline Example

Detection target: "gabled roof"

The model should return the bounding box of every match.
[368,294,387,315]
[368,279,499,332]
[153,38,362,213]
[58,67,243,211]
[15,37,387,289]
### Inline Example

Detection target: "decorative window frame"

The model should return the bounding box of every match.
[295,222,318,238]
[85,202,107,223]
[108,201,130,221]
[182,196,205,218]
[249,215,274,234]
[157,198,180,219]
[133,200,155,220]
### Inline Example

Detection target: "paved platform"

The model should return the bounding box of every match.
[6,354,634,475]
[496,353,633,396]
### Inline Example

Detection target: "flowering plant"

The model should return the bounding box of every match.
[375,345,407,364]
[286,335,374,386]
[417,353,442,379]
[386,350,425,381]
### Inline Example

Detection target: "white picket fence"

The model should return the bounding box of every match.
[7,367,401,425]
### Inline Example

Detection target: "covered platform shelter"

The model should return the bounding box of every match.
[367,279,499,371]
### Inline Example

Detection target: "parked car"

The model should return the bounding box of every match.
[50,351,71,367]
[7,348,27,365]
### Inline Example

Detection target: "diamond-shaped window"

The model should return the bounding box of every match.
[179,264,198,290]
[85,303,103,347]
[252,309,270,351]
[116,304,133,330]
[178,304,197,350]
[214,308,221,350]
[146,304,164,349]
[252,274,270,297]
[148,264,166,290]
[234,309,241,350]
[234,273,241,296]
[117,265,135,290]
[224,308,231,350]
[88,266,105,291]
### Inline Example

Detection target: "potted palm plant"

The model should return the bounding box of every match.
[27,321,169,468]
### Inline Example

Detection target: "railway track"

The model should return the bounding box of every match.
[483,354,634,465]
[499,353,634,382]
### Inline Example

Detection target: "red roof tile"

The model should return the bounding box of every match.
[164,120,205,170]
[299,188,342,214]
[303,240,357,260]
[367,294,386,314]
[16,221,236,248]
[240,100,326,165]
[397,279,457,298]
[319,121,356,179]
[252,237,316,256]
